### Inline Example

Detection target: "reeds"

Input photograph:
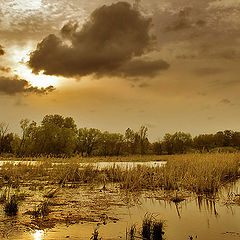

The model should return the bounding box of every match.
[4,194,19,216]
[0,153,239,194]
[33,200,50,218]
[126,214,165,240]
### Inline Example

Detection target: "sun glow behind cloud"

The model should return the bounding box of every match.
[16,65,61,88]
[11,46,61,88]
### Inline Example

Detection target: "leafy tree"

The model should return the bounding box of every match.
[125,128,137,154]
[77,128,102,156]
[162,132,192,154]
[162,133,174,155]
[171,132,192,154]
[98,132,125,156]
[152,141,162,155]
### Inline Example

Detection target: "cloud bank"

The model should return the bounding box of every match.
[0,76,55,96]
[28,2,169,78]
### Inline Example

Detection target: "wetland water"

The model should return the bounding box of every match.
[0,160,166,169]
[0,161,239,240]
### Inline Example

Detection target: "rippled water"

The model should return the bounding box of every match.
[1,179,239,240]
[0,160,239,240]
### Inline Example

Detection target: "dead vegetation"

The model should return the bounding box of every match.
[0,153,239,194]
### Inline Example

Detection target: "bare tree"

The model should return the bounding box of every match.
[0,122,9,152]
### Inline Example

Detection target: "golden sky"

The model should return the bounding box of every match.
[1,0,240,140]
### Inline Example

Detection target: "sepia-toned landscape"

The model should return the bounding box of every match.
[1,0,240,239]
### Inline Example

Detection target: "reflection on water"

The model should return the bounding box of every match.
[0,166,239,240]
[32,230,44,240]
[196,196,218,216]
[0,160,166,169]
[3,188,240,240]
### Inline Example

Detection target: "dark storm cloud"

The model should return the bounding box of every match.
[0,76,55,96]
[112,59,169,77]
[0,45,4,55]
[29,2,169,78]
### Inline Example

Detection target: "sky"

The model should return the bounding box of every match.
[0,0,240,141]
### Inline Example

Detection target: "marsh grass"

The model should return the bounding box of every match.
[127,214,165,240]
[142,214,153,239]
[90,229,102,240]
[127,225,136,240]
[33,200,50,218]
[4,194,19,216]
[0,153,239,194]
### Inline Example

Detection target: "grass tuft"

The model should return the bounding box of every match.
[4,194,19,216]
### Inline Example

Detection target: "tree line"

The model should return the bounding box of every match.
[0,114,240,157]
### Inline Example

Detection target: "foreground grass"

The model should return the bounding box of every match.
[0,153,239,194]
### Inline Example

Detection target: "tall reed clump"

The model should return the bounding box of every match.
[4,194,19,216]
[105,153,240,194]
[142,214,165,240]
[33,200,50,218]
[126,214,165,240]
[162,153,240,194]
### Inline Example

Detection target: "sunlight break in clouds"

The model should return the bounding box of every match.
[10,46,60,88]
[8,0,42,11]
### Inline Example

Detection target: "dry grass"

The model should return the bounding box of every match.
[0,153,239,194]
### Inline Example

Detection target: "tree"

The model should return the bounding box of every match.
[17,119,31,156]
[171,132,192,154]
[138,126,149,155]
[0,122,9,153]
[38,115,77,156]
[193,134,215,152]
[162,132,192,154]
[125,128,137,154]
[77,128,102,156]
[98,132,125,156]
[162,133,174,155]
[152,141,162,155]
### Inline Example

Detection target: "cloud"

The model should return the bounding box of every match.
[219,98,234,106]
[152,1,240,62]
[207,116,215,120]
[113,59,169,77]
[0,76,55,96]
[139,82,150,88]
[0,45,4,55]
[165,8,193,32]
[28,2,169,78]
[0,66,11,73]
[165,8,207,32]
[194,67,227,76]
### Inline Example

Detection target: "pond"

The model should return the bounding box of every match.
[1,178,240,240]
[0,160,166,169]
